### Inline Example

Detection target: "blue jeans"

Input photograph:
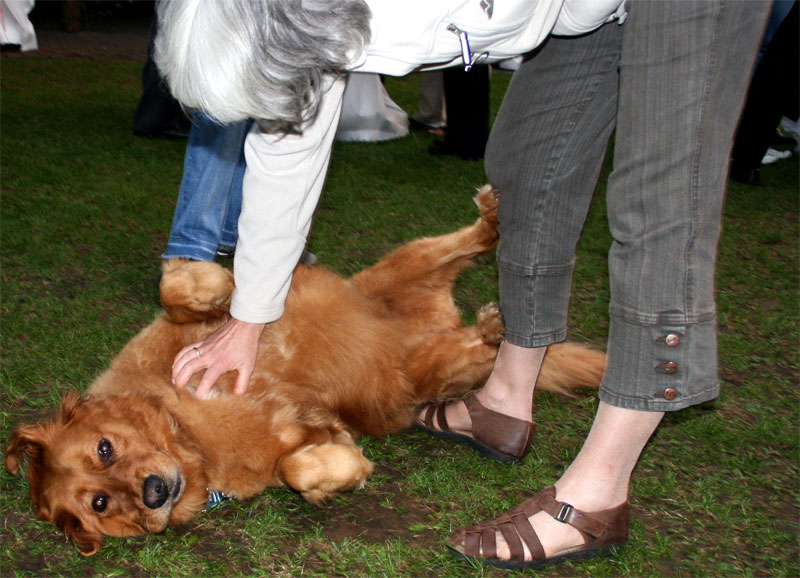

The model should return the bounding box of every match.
[485,0,770,411]
[162,113,252,261]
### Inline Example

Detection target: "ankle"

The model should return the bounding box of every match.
[479,343,547,413]
[475,379,533,421]
[553,476,630,512]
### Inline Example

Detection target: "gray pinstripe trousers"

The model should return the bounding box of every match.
[485,0,771,411]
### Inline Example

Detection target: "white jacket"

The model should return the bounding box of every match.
[231,0,626,323]
[353,0,626,75]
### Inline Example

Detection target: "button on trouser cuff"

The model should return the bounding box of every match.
[599,313,720,412]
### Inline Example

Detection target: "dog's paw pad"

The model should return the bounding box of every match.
[477,302,504,345]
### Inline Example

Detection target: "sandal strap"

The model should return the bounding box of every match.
[460,510,545,562]
[464,526,490,559]
[498,519,524,561]
[422,399,451,432]
[509,511,545,559]
[463,391,534,458]
[532,487,610,539]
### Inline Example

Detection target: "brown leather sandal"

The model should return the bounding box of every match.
[448,486,629,570]
[413,391,534,464]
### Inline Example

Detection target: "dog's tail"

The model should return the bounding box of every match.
[536,342,606,396]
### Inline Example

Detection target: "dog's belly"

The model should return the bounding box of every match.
[253,320,414,432]
[243,271,417,435]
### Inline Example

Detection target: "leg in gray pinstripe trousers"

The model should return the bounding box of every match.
[424,0,771,568]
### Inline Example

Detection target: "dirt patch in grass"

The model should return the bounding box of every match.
[300,464,441,550]
[0,513,62,575]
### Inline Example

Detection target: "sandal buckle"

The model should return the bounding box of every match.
[556,503,574,523]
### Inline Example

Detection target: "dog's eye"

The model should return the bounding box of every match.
[97,438,113,462]
[91,493,108,513]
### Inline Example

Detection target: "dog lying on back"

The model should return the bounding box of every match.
[5,187,606,556]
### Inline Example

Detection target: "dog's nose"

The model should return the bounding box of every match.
[142,475,169,509]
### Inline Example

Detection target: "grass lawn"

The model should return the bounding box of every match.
[1,55,797,577]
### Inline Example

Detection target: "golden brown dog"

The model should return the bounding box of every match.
[5,187,605,556]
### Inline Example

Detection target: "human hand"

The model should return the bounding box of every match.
[171,318,266,399]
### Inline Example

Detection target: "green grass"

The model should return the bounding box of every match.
[1,57,798,577]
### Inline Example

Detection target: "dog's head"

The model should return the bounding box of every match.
[5,392,205,556]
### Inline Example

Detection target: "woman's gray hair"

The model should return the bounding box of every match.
[154,0,371,129]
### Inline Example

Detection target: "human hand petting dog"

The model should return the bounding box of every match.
[172,318,265,398]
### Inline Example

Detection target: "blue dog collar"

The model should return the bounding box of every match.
[205,490,232,510]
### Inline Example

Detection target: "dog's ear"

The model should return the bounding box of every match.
[5,422,48,476]
[5,391,85,476]
[6,390,88,516]
[58,390,86,423]
[54,510,103,557]
[5,421,53,515]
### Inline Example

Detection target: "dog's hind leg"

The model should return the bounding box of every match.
[405,303,503,405]
[405,300,607,403]
[279,440,374,505]
[350,185,499,322]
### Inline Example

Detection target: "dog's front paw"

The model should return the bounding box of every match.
[281,442,374,505]
[477,302,504,345]
[159,259,234,323]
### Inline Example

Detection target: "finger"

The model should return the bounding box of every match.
[172,345,204,384]
[233,370,251,396]
[195,367,225,400]
[173,356,207,389]
[173,343,203,368]
[171,356,192,387]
